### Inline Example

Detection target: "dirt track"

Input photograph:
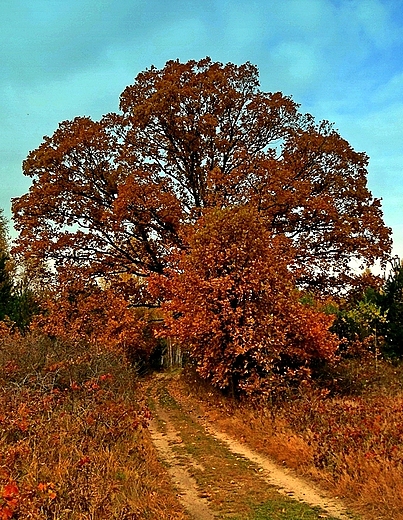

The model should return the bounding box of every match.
[147,376,358,520]
[148,406,216,520]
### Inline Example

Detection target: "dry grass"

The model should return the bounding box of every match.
[0,332,189,519]
[3,327,403,519]
[167,362,403,520]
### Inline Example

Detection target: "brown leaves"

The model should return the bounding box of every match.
[0,481,19,519]
[12,57,390,295]
[150,206,339,396]
[31,267,154,364]
[10,58,392,393]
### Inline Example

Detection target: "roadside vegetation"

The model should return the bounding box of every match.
[0,332,188,519]
[167,360,403,520]
[1,237,403,519]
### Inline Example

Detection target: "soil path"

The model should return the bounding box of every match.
[201,421,351,519]
[146,375,358,520]
[148,405,217,520]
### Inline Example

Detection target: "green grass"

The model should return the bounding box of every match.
[245,501,339,519]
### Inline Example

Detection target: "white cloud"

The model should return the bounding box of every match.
[220,2,266,48]
[352,0,397,48]
[1,0,403,256]
[271,41,320,86]
[150,18,208,58]
[274,0,335,35]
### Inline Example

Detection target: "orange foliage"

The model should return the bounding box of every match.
[32,267,155,363]
[150,206,339,395]
[13,57,390,295]
[0,481,19,520]
[0,333,171,519]
[11,57,391,390]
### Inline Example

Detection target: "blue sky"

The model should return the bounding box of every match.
[1,0,402,259]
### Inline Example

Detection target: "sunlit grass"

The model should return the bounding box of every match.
[168,362,403,520]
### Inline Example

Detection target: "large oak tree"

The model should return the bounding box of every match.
[13,58,391,297]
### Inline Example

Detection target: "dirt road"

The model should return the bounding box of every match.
[146,375,359,520]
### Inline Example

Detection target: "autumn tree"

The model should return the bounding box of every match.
[149,205,338,395]
[33,265,156,365]
[12,58,391,298]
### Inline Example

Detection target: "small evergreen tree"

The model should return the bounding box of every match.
[379,257,403,357]
[0,252,14,322]
[331,259,403,360]
[0,209,40,331]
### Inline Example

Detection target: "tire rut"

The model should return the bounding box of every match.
[201,421,353,520]
[147,377,359,520]
[148,404,217,520]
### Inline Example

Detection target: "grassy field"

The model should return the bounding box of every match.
[168,361,403,520]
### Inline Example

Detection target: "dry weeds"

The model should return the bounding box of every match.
[0,332,188,519]
[167,363,403,520]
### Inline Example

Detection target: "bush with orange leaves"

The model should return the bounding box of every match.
[150,206,339,397]
[32,266,157,367]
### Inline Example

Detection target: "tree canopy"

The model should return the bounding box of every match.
[11,57,393,394]
[12,57,391,297]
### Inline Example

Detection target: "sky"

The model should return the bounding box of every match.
[1,0,402,261]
